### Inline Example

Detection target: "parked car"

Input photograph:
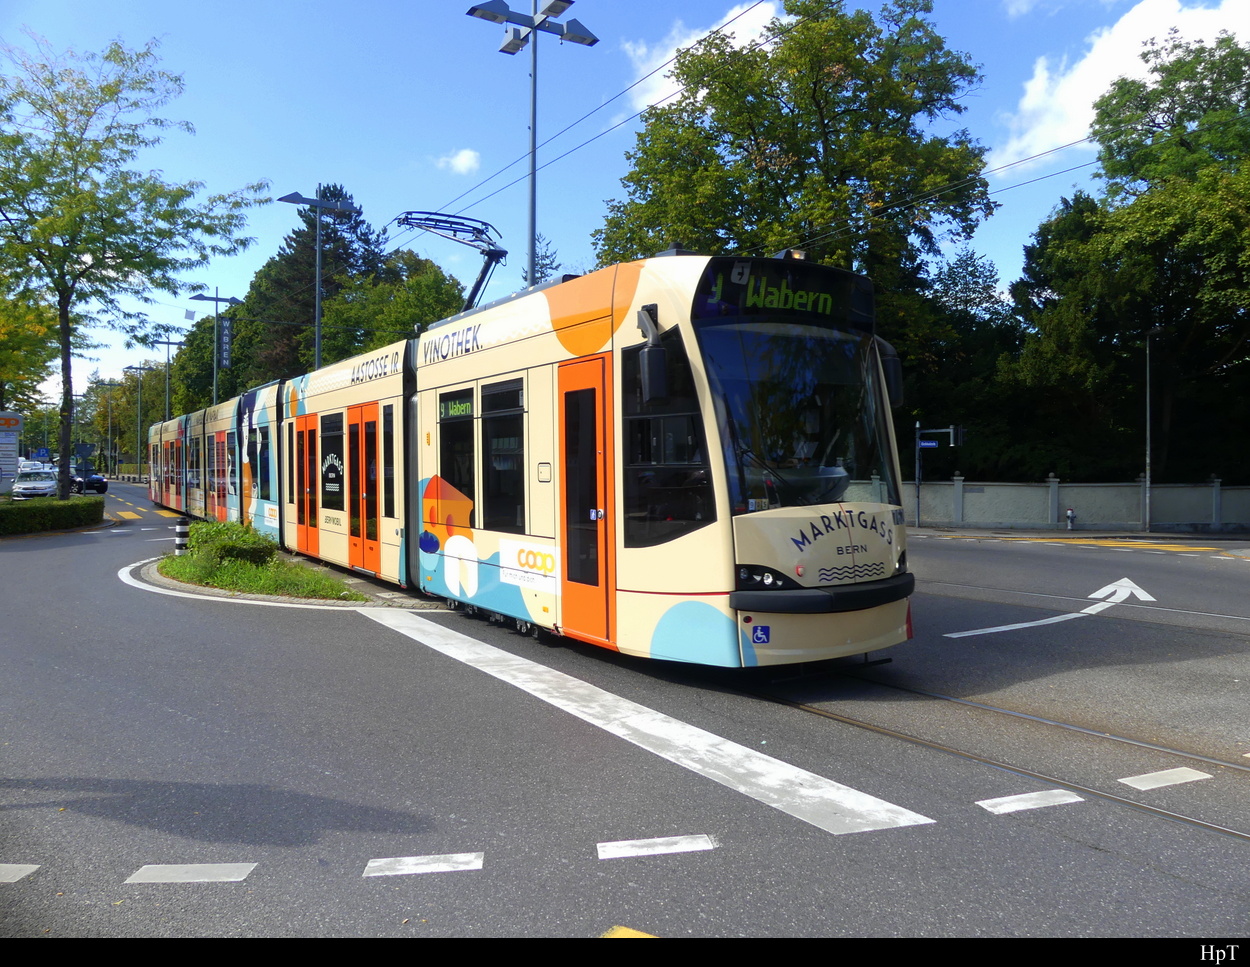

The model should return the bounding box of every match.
[12,470,59,500]
[71,470,108,494]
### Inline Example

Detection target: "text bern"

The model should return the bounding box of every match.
[791,510,893,553]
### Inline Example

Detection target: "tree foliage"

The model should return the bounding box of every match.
[0,292,58,411]
[0,35,266,496]
[1001,30,1250,484]
[321,249,464,354]
[593,0,994,291]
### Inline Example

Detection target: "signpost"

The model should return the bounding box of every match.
[0,410,24,494]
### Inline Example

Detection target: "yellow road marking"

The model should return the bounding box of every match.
[954,536,1222,553]
[117,511,142,520]
[601,925,657,938]
[155,510,181,518]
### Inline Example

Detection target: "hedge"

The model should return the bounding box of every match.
[0,496,105,535]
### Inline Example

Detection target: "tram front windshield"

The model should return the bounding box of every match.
[696,319,900,514]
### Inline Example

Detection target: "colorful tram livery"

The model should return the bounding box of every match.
[149,253,915,667]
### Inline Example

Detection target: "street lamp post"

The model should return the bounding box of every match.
[190,290,241,405]
[466,1,598,288]
[1144,325,1166,532]
[152,338,185,421]
[125,365,155,481]
[99,381,122,474]
[277,188,361,370]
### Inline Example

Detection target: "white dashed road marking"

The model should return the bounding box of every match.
[363,852,485,877]
[0,864,40,882]
[597,834,717,860]
[1118,767,1211,791]
[125,863,257,883]
[976,790,1084,814]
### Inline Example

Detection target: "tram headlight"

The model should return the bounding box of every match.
[735,565,796,590]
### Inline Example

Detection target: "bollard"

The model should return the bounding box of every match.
[175,517,190,556]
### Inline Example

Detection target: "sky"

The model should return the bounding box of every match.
[1,0,1243,396]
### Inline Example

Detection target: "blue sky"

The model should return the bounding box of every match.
[1,0,1242,391]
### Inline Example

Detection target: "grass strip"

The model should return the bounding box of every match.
[158,552,369,601]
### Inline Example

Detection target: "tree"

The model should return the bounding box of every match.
[320,250,464,353]
[1003,32,1250,484]
[0,35,266,498]
[593,0,994,298]
[520,233,562,287]
[236,184,388,385]
[0,292,58,411]
[904,249,1026,479]
[1091,31,1250,202]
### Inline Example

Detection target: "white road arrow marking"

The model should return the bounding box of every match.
[945,577,1155,638]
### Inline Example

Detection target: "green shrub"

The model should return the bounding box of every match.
[0,496,104,535]
[188,519,278,566]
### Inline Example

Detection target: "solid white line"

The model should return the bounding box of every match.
[125,863,256,883]
[1118,767,1211,791]
[0,864,40,882]
[363,852,484,877]
[359,609,934,837]
[976,789,1084,815]
[597,834,717,860]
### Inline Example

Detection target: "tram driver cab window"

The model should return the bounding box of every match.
[622,330,716,547]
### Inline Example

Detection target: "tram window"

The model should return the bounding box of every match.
[320,413,345,511]
[249,426,271,501]
[287,423,295,505]
[439,388,476,524]
[258,427,271,501]
[481,380,525,533]
[189,437,200,490]
[383,404,395,519]
[227,432,238,496]
[622,330,716,547]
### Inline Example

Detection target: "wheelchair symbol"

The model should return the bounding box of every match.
[751,625,771,644]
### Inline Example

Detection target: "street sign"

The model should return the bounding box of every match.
[918,440,939,448]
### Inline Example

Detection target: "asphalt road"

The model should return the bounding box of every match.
[2,485,1247,938]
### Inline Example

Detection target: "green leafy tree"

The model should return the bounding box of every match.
[1005,32,1250,483]
[0,292,58,411]
[593,0,994,300]
[237,184,388,384]
[321,249,464,353]
[0,35,266,497]
[906,249,1026,479]
[1091,30,1250,202]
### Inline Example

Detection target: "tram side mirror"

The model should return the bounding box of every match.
[875,337,904,408]
[883,356,903,408]
[637,304,668,404]
[640,343,668,404]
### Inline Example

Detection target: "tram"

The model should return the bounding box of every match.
[149,250,914,667]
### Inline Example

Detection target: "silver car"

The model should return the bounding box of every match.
[12,470,59,499]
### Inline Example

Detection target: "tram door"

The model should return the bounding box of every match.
[293,413,319,557]
[558,355,614,647]
[205,431,227,521]
[347,403,381,574]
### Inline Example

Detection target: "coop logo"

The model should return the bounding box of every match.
[0,416,20,428]
[500,538,560,593]
[516,548,556,574]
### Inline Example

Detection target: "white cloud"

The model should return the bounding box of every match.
[621,3,780,115]
[436,148,481,176]
[992,0,1242,172]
